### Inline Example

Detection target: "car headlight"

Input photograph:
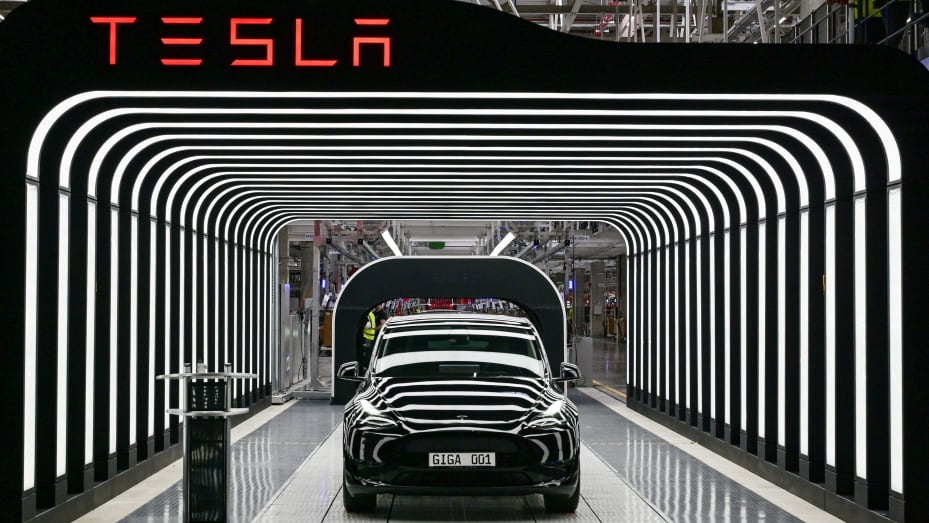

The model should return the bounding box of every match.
[357,399,399,428]
[525,399,566,428]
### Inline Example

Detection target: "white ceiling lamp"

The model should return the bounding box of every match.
[489,231,516,256]
[381,229,403,257]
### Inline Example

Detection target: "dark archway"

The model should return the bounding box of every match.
[331,256,565,404]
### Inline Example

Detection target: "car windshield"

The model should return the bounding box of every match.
[372,329,545,378]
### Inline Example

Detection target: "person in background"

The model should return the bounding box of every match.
[359,307,377,371]
[374,302,389,334]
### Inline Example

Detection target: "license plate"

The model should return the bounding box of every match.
[428,452,496,467]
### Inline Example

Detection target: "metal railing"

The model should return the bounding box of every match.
[785,3,856,44]
[786,0,929,59]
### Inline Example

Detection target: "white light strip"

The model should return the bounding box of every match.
[191,234,198,366]
[219,239,224,366]
[673,243,680,408]
[23,88,891,196]
[647,251,652,399]
[758,221,767,440]
[655,246,661,401]
[800,211,810,456]
[86,115,803,207]
[381,229,403,257]
[109,209,118,453]
[163,222,171,430]
[143,149,760,223]
[664,245,670,401]
[206,235,214,370]
[709,234,716,420]
[825,204,836,466]
[85,203,97,465]
[23,182,38,492]
[179,229,185,389]
[489,231,516,256]
[696,239,702,415]
[724,230,731,426]
[685,241,691,411]
[854,196,867,479]
[148,219,156,439]
[888,187,903,494]
[57,194,70,477]
[777,216,786,448]
[129,217,138,446]
[617,252,639,386]
[740,226,747,432]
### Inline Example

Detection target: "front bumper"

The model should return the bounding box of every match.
[344,458,579,497]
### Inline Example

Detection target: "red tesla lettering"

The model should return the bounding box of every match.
[352,19,391,67]
[231,18,274,66]
[353,37,391,67]
[90,16,137,65]
[354,18,390,26]
[294,19,337,67]
[161,17,203,66]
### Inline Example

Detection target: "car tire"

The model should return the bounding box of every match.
[343,476,377,512]
[543,473,580,513]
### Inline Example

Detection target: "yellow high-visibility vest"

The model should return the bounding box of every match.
[363,310,376,341]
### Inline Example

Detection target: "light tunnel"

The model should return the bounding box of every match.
[15,90,912,516]
[2,0,929,520]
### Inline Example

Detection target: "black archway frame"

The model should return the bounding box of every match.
[330,256,567,403]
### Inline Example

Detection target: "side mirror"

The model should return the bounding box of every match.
[554,362,581,383]
[337,361,364,382]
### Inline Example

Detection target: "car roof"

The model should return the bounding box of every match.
[385,312,532,326]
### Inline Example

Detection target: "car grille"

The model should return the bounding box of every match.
[378,432,541,468]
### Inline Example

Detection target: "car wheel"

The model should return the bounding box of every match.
[543,474,580,513]
[343,475,377,512]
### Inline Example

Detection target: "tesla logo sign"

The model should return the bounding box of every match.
[89,16,391,67]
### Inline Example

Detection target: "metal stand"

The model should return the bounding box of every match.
[304,309,326,390]
[158,363,257,522]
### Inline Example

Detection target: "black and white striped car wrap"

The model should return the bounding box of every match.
[342,312,580,493]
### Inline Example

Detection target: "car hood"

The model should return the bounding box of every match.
[369,376,556,432]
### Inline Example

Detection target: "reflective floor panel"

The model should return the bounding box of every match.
[113,383,840,522]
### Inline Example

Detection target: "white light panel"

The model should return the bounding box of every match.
[148,219,156,438]
[777,216,786,447]
[23,182,38,492]
[825,204,836,466]
[888,187,903,493]
[740,226,747,432]
[854,196,867,479]
[129,217,138,446]
[57,194,69,477]
[163,222,171,429]
[724,230,731,425]
[758,221,767,439]
[490,231,516,256]
[710,233,716,420]
[85,204,97,465]
[800,211,809,455]
[109,209,118,453]
[665,245,670,401]
[696,239,702,414]
[685,241,691,410]
[381,229,403,256]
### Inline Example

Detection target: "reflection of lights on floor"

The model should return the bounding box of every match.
[593,379,627,399]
